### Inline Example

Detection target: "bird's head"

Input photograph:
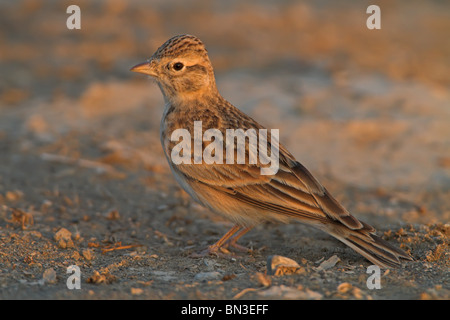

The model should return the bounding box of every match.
[131,34,218,104]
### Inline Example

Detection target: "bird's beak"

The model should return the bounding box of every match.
[130,60,157,77]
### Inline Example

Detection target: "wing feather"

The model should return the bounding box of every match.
[166,99,366,231]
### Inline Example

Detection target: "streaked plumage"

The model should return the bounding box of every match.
[131,34,412,268]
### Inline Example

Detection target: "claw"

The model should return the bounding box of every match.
[189,225,253,258]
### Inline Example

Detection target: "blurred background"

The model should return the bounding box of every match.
[0,0,449,226]
[0,0,448,300]
[1,0,449,216]
[2,1,450,97]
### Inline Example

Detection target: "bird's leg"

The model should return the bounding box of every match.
[190,225,241,258]
[208,224,241,254]
[223,226,253,252]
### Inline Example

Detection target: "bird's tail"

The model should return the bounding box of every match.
[324,222,413,268]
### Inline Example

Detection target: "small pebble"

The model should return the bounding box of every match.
[267,255,303,276]
[317,255,340,271]
[43,268,57,284]
[82,249,94,261]
[54,228,74,248]
[194,271,221,281]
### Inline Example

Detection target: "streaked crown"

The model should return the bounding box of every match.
[151,34,209,60]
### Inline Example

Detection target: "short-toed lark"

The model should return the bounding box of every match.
[131,34,412,268]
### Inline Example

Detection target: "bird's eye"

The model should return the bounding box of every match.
[173,62,184,71]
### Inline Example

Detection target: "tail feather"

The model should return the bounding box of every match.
[326,225,413,269]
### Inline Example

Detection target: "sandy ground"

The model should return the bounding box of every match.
[0,1,449,300]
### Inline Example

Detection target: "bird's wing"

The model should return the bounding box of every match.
[171,142,370,231]
[165,98,370,231]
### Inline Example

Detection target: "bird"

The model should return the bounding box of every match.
[131,34,412,268]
